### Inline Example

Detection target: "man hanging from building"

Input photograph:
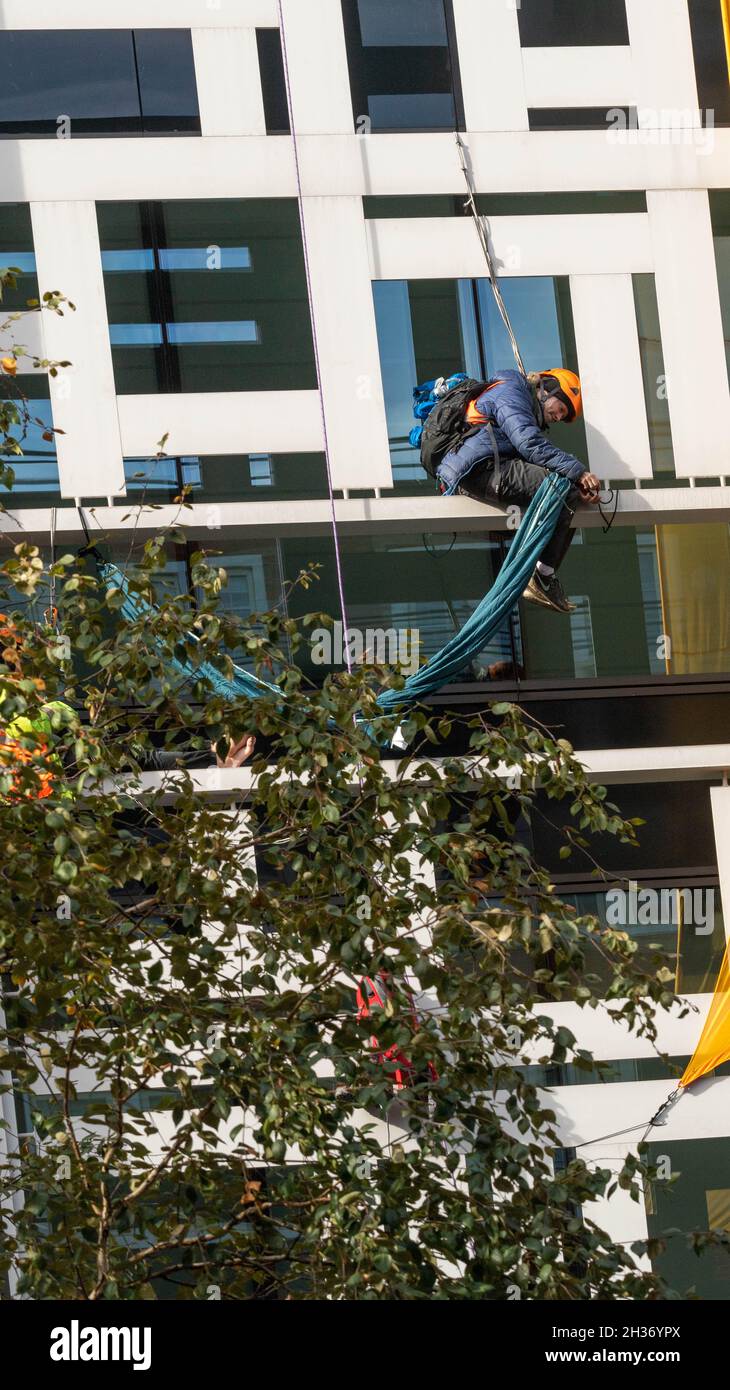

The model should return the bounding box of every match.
[416,368,602,615]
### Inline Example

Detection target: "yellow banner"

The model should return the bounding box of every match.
[681,942,730,1088]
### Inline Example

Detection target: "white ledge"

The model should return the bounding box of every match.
[110,744,730,801]
[3,486,730,543]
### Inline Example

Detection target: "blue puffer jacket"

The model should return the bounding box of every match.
[437,369,586,495]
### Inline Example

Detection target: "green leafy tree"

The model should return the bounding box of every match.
[0,527,707,1302]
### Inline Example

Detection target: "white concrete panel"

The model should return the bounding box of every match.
[1,131,728,204]
[452,0,527,133]
[300,196,391,489]
[30,201,124,500]
[569,274,653,480]
[573,1145,649,1259]
[279,0,353,137]
[367,214,653,280]
[192,29,266,136]
[538,995,718,1064]
[647,191,730,477]
[0,137,295,203]
[523,47,635,110]
[711,788,730,942]
[554,1076,730,1146]
[317,129,730,197]
[116,390,324,458]
[626,0,701,124]
[0,1,280,26]
[576,745,730,784]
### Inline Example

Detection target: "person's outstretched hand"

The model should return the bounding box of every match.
[212,734,256,768]
[578,472,601,501]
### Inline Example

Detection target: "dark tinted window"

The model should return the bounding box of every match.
[646,1139,730,1299]
[0,29,199,137]
[528,106,635,131]
[712,191,730,384]
[517,0,629,47]
[121,453,330,503]
[256,29,290,133]
[133,30,200,133]
[533,781,719,875]
[363,192,648,218]
[356,0,449,45]
[97,199,316,394]
[688,0,730,126]
[0,373,59,504]
[341,0,462,132]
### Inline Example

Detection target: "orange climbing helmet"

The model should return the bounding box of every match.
[540,368,583,423]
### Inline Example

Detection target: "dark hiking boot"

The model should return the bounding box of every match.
[523,571,576,614]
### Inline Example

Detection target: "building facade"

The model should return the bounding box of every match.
[0,0,729,1297]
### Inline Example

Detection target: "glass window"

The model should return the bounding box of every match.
[520,526,667,680]
[517,0,629,47]
[518,518,730,681]
[561,886,725,996]
[219,526,711,686]
[133,29,200,134]
[528,106,636,131]
[356,0,449,46]
[525,1055,701,1087]
[249,454,274,486]
[0,203,39,312]
[0,374,60,506]
[536,781,720,875]
[688,1,730,127]
[633,274,676,479]
[0,30,200,137]
[646,1138,730,1299]
[341,0,461,132]
[476,192,648,216]
[0,205,61,505]
[711,192,730,383]
[120,453,330,503]
[97,200,316,394]
[655,523,730,675]
[567,597,598,678]
[364,193,648,218]
[278,531,514,682]
[256,29,291,134]
[198,545,283,673]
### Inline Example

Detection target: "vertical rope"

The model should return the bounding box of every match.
[276,1,353,672]
[456,134,527,378]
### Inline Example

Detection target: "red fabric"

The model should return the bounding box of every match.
[356,974,438,1089]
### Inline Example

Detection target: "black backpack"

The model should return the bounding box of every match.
[419,377,489,480]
